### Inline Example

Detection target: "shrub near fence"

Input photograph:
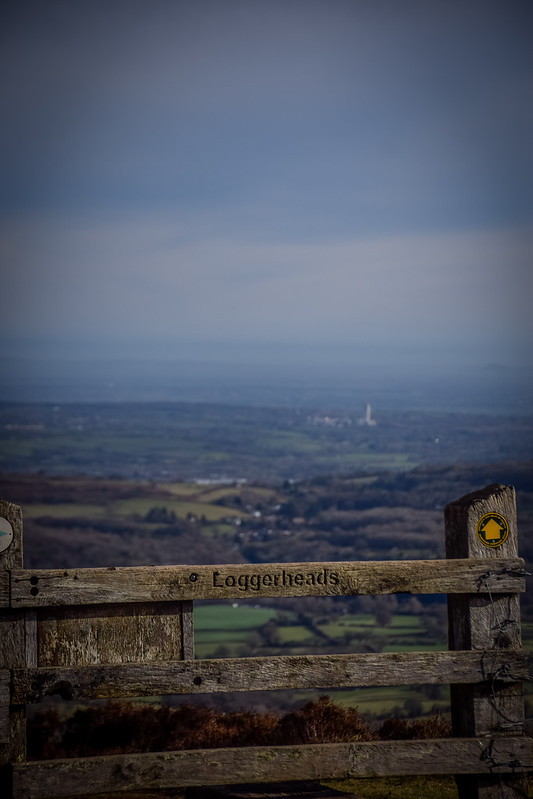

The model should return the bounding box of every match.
[0,484,531,798]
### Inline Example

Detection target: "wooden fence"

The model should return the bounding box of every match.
[0,483,531,798]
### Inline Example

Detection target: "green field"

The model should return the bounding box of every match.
[22,503,107,519]
[327,684,449,716]
[195,603,277,631]
[114,497,247,521]
[194,603,278,658]
[276,625,317,644]
[21,485,251,524]
[193,603,450,717]
[317,613,426,637]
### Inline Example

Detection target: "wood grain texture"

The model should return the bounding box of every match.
[445,484,526,799]
[0,670,9,743]
[11,738,533,798]
[445,484,518,560]
[180,601,194,660]
[10,558,525,607]
[12,649,530,704]
[36,602,190,667]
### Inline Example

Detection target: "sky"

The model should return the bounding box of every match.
[1,0,532,385]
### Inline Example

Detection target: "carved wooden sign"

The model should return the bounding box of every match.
[211,566,339,592]
[8,558,525,607]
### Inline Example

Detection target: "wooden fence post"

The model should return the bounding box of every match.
[0,500,26,799]
[446,484,527,799]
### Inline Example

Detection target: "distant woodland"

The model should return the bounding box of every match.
[1,401,532,481]
[3,459,532,620]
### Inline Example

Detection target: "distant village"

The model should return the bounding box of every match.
[309,403,377,428]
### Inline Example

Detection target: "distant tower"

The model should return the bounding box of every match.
[359,403,377,426]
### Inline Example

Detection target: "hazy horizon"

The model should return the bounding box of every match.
[1,345,532,414]
[1,1,532,397]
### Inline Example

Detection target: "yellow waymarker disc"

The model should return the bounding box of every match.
[476,512,509,548]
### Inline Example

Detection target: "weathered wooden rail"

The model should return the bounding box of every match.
[0,484,531,798]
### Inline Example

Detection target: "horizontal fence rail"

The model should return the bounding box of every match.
[12,738,533,798]
[11,650,530,703]
[6,557,526,607]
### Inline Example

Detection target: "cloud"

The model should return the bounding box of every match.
[1,0,530,227]
[2,211,530,360]
[0,1,531,370]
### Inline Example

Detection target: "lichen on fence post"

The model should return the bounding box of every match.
[445,484,528,799]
